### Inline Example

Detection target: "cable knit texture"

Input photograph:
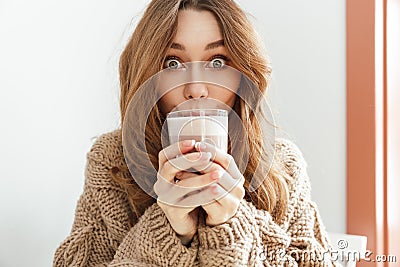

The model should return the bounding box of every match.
[53,129,341,267]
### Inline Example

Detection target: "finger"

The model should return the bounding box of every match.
[155,152,215,207]
[177,171,204,180]
[171,177,241,209]
[200,184,223,218]
[194,142,243,180]
[192,164,243,195]
[181,162,243,196]
[158,140,196,169]
[213,186,241,213]
[155,176,208,206]
[176,183,218,207]
[228,181,246,200]
[178,166,219,179]
[176,171,198,180]
[168,152,213,172]
[216,170,245,194]
[205,182,243,206]
[202,185,241,224]
[178,172,219,188]
[158,152,211,183]
[156,199,197,214]
[155,164,218,205]
[187,161,220,175]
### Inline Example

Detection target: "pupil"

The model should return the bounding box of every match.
[213,60,222,68]
[169,61,178,68]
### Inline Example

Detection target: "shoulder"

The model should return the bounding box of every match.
[274,137,308,181]
[86,129,125,168]
[82,129,135,232]
[85,129,126,188]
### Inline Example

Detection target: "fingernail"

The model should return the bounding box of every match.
[212,185,218,194]
[183,140,195,147]
[211,171,219,180]
[195,142,207,150]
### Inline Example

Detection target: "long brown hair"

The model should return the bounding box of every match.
[112,0,290,223]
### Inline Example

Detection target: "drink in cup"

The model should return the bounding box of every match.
[166,109,228,152]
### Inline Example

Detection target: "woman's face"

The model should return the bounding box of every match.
[158,9,240,114]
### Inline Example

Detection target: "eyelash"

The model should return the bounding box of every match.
[163,54,231,69]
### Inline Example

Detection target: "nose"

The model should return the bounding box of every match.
[184,82,208,99]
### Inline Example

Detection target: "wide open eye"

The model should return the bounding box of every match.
[206,55,229,69]
[164,57,185,70]
[209,58,225,68]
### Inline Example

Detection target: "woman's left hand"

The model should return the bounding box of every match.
[177,142,246,226]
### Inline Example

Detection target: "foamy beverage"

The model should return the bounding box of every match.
[167,109,228,152]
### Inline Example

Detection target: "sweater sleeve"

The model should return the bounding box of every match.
[109,203,200,267]
[196,138,341,267]
[53,188,128,267]
[53,132,134,267]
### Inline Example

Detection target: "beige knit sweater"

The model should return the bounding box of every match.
[53,129,340,267]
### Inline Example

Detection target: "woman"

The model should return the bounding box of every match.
[54,0,339,266]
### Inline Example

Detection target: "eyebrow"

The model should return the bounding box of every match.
[170,39,224,51]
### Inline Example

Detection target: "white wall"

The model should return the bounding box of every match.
[0,1,345,266]
[236,0,346,234]
[0,1,146,266]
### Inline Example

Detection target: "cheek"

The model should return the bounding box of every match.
[216,70,241,107]
[209,86,237,107]
[158,87,183,114]
[158,94,174,114]
[209,72,240,107]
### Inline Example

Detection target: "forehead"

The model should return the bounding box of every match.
[174,9,223,43]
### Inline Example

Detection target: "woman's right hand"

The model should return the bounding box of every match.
[153,140,219,245]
